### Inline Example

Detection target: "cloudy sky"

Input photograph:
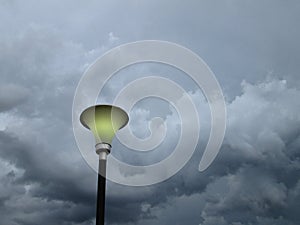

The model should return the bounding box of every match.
[0,0,300,224]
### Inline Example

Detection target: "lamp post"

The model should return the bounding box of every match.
[80,105,129,225]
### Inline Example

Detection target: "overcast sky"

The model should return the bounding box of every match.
[0,0,300,224]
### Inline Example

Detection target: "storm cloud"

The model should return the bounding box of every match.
[0,0,299,225]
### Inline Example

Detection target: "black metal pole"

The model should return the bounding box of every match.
[96,159,107,225]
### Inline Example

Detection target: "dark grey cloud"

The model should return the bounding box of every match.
[0,131,96,225]
[0,84,29,112]
[0,0,299,225]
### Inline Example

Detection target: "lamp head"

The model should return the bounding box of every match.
[80,105,129,145]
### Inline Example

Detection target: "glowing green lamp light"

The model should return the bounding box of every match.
[80,104,129,158]
[80,104,129,144]
[80,104,129,225]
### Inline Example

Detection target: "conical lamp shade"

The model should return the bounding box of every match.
[80,105,129,144]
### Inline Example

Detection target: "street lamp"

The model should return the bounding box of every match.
[80,104,129,225]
